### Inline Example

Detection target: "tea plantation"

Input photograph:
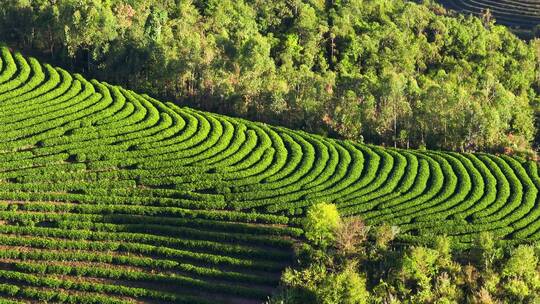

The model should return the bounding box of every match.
[438,0,540,28]
[0,47,538,303]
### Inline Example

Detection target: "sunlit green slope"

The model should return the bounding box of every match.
[0,47,538,303]
[438,0,540,28]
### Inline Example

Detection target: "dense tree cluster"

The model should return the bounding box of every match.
[270,203,540,304]
[0,0,538,151]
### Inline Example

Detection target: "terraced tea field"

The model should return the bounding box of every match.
[0,47,539,303]
[438,0,540,28]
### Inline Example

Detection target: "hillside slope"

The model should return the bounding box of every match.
[0,47,539,303]
[438,0,540,28]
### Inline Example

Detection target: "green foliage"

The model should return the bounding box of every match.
[273,209,540,304]
[316,264,368,304]
[0,41,539,303]
[0,0,537,151]
[401,247,441,292]
[503,245,539,284]
[303,203,342,249]
[272,207,370,304]
[374,223,399,251]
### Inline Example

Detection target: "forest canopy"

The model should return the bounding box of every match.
[1,0,538,152]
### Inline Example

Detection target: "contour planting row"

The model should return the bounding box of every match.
[0,47,539,302]
[0,47,538,239]
[438,0,540,28]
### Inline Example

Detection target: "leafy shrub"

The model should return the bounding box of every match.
[303,203,342,249]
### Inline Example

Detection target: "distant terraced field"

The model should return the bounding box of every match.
[0,47,539,303]
[438,0,540,28]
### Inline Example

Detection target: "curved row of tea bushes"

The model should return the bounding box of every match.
[0,47,538,303]
[438,0,540,28]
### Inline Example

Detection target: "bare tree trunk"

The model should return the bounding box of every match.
[393,100,397,148]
